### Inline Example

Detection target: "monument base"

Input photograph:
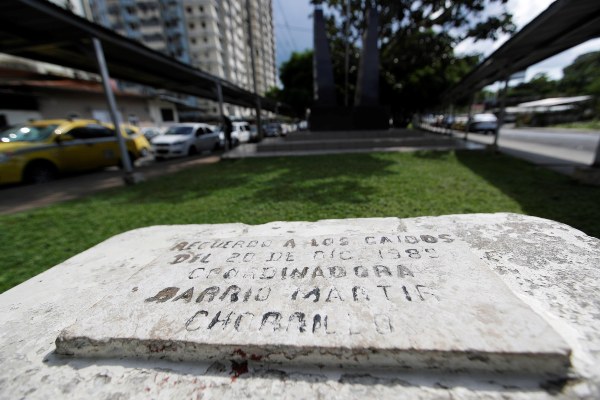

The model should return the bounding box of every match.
[3,214,600,398]
[309,106,390,131]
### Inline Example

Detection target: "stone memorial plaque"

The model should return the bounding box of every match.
[56,231,570,373]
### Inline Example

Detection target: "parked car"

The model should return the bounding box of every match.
[141,126,163,142]
[0,119,151,184]
[468,113,498,134]
[263,123,281,137]
[231,121,251,144]
[451,115,469,131]
[151,123,220,160]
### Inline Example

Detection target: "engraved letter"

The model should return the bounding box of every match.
[219,285,241,302]
[354,266,368,277]
[326,287,344,302]
[188,267,205,279]
[255,287,271,301]
[196,286,220,303]
[374,265,392,277]
[234,312,255,331]
[397,265,414,278]
[288,312,306,333]
[208,311,233,329]
[260,267,276,279]
[352,286,370,301]
[374,314,393,334]
[329,266,346,278]
[185,310,208,331]
[172,287,194,303]
[170,254,190,264]
[290,267,309,279]
[171,242,188,251]
[146,287,179,303]
[260,312,282,331]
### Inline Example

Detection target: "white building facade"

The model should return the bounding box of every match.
[86,0,277,119]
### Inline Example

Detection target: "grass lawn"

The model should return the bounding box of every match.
[1,150,599,293]
[552,119,600,131]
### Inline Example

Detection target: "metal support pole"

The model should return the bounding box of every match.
[464,94,474,141]
[92,37,135,183]
[493,77,509,151]
[245,0,262,141]
[215,80,227,150]
[593,139,600,167]
[344,0,350,107]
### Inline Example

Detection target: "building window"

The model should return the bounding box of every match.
[201,22,206,28]
[186,6,191,13]
[160,108,175,122]
[189,23,194,29]
[199,6,204,12]
[203,37,207,43]
[191,38,196,44]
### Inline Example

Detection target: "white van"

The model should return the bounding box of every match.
[232,121,251,144]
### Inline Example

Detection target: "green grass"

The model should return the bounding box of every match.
[1,150,599,294]
[552,119,600,130]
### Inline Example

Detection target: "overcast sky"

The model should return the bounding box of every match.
[273,0,600,83]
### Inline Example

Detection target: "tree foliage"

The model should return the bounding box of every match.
[269,50,314,117]
[275,1,516,118]
[560,51,600,97]
[320,0,514,115]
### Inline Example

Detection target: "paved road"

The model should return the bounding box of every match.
[0,154,220,215]
[465,127,600,166]
[420,124,600,173]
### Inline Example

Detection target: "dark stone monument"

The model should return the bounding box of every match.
[309,2,389,131]
[313,5,337,107]
[354,5,380,107]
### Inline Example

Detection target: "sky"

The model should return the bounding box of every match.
[272,0,600,84]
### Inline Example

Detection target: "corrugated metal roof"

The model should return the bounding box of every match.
[0,0,282,113]
[444,0,600,101]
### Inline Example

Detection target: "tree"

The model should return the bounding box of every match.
[269,50,313,118]
[507,73,559,103]
[314,0,516,115]
[561,51,600,97]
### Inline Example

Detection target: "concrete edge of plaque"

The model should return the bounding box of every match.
[2,213,600,399]
[55,336,571,376]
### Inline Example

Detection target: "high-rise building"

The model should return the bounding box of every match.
[86,0,277,118]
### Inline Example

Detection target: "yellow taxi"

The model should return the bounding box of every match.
[0,119,151,184]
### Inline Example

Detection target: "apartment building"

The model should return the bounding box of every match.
[86,0,277,118]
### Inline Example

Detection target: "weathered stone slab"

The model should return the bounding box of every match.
[56,230,570,374]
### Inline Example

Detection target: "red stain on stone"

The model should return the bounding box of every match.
[230,360,248,380]
[249,354,263,361]
[233,348,247,358]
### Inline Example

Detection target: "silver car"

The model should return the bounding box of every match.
[152,123,220,159]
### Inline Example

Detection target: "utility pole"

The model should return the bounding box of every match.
[245,0,262,140]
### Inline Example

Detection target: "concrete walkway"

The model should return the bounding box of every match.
[0,154,220,215]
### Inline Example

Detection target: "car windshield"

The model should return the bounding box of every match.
[164,126,193,135]
[0,124,58,143]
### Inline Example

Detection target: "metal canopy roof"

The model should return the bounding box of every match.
[0,0,280,112]
[444,0,600,101]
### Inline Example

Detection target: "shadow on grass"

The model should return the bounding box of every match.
[456,151,600,237]
[100,153,396,208]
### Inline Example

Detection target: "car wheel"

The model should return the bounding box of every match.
[188,146,197,156]
[23,160,57,184]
